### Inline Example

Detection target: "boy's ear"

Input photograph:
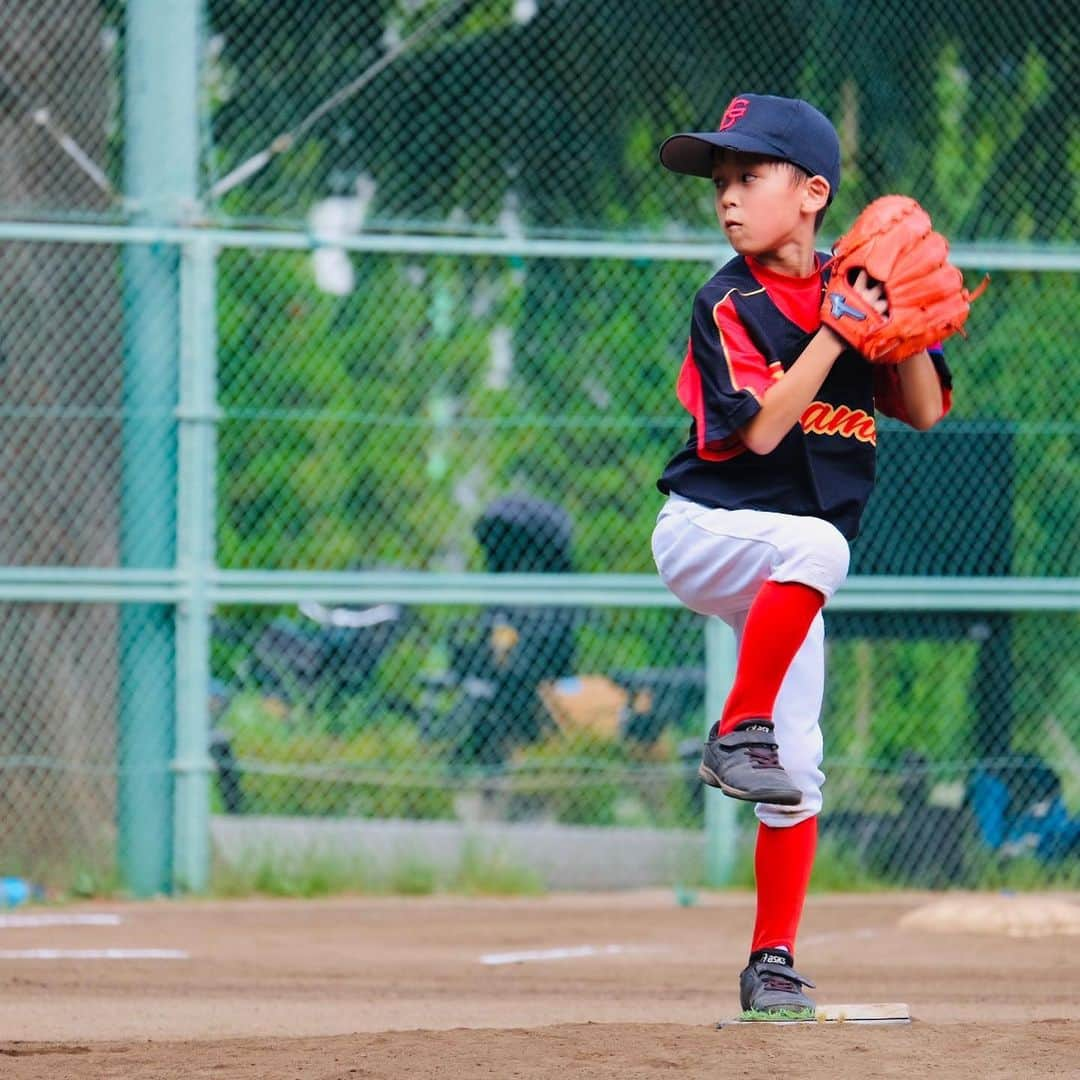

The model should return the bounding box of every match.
[803,175,831,214]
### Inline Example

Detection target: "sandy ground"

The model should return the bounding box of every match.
[0,889,1078,1078]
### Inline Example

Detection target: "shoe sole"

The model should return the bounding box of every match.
[698,763,802,806]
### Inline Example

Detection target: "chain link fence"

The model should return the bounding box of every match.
[0,0,1077,894]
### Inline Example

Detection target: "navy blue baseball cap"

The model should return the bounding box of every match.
[660,94,841,202]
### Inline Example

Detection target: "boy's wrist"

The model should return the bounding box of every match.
[815,325,847,355]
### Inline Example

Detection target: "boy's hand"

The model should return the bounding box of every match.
[851,270,888,316]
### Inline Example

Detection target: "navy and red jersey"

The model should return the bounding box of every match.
[657,253,952,539]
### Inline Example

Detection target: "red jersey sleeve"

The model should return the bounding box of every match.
[676,289,776,461]
[874,346,954,425]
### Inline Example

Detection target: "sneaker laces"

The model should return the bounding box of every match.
[760,970,802,994]
[746,743,782,770]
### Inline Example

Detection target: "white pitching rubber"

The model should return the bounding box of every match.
[814,1002,910,1023]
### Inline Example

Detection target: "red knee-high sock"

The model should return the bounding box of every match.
[751,817,818,955]
[717,580,824,736]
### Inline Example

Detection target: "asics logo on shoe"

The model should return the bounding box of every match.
[759,952,790,967]
[828,292,868,321]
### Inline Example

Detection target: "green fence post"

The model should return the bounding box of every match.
[704,617,739,885]
[173,236,218,893]
[119,0,201,896]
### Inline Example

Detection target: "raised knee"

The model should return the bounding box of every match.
[775,518,850,598]
[811,519,850,581]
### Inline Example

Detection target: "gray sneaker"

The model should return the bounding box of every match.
[698,721,802,805]
[739,950,816,1015]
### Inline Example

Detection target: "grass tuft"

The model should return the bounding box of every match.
[210,842,544,899]
[738,1008,816,1022]
[451,841,544,896]
[387,857,438,896]
[211,848,376,898]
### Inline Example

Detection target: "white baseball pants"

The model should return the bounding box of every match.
[651,494,851,826]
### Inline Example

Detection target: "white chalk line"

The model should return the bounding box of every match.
[0,912,123,929]
[0,913,186,960]
[480,944,665,966]
[481,928,882,967]
[0,948,189,960]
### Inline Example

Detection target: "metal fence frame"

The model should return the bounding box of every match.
[2,0,1077,894]
[0,219,1076,894]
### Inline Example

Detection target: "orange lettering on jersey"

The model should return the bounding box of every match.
[800,402,877,445]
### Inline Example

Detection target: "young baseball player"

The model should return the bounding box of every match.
[651,94,952,1015]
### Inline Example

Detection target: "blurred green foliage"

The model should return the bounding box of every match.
[201,0,1079,873]
[205,0,1077,240]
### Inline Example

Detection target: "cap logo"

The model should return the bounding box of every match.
[718,97,750,131]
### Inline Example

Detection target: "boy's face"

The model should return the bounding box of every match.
[711,151,815,258]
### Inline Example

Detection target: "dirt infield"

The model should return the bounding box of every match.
[0,890,1077,1078]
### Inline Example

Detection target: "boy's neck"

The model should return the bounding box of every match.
[748,237,819,279]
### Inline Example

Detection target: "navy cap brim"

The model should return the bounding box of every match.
[659,130,799,178]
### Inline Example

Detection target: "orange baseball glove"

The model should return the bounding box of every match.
[820,195,987,364]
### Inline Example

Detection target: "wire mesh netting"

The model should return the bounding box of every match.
[0,603,171,891]
[214,250,1079,577]
[0,0,1076,893]
[199,0,1078,243]
[207,604,1079,885]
